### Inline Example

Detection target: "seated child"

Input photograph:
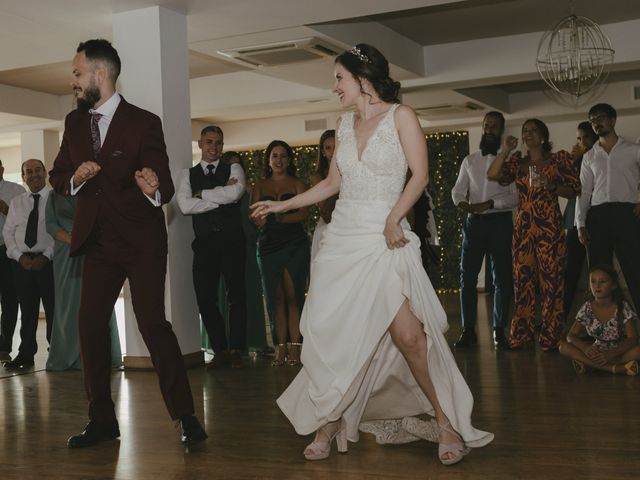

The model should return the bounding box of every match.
[559,264,640,375]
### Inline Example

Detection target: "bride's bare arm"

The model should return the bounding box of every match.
[384,105,428,248]
[251,120,342,219]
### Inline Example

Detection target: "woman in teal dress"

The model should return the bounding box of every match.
[252,140,310,366]
[45,191,122,371]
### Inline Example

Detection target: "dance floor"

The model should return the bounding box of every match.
[1,294,638,479]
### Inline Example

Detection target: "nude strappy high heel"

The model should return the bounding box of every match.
[287,342,302,366]
[437,421,470,466]
[271,344,287,367]
[303,419,348,460]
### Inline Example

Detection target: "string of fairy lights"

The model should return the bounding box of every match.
[238,132,469,292]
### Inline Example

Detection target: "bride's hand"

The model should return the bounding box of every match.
[384,218,409,249]
[250,199,286,221]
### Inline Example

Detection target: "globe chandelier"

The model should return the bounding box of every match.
[536,8,615,104]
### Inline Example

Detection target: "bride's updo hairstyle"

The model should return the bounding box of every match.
[335,43,401,104]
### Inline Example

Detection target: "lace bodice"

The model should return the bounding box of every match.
[336,104,407,203]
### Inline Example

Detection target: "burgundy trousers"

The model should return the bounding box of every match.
[78,222,194,421]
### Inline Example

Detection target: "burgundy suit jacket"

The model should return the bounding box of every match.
[49,97,175,257]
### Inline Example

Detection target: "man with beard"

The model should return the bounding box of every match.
[49,39,206,448]
[451,112,517,349]
[563,122,597,318]
[2,159,54,370]
[576,103,640,312]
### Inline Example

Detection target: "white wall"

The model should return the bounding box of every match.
[216,111,343,150]
[0,146,23,182]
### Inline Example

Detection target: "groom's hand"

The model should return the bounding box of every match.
[135,167,159,197]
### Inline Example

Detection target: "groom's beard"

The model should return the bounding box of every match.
[76,85,101,112]
[480,134,501,156]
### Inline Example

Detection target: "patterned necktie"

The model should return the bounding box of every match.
[90,112,103,159]
[206,164,215,176]
[24,193,40,248]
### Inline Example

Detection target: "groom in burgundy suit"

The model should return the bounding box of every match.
[49,39,206,448]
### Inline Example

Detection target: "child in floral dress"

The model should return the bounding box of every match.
[559,264,640,375]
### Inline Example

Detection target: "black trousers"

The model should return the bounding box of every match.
[193,229,246,353]
[0,246,19,353]
[11,257,54,359]
[586,202,640,311]
[563,227,587,318]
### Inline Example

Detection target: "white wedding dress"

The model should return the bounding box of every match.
[277,104,493,449]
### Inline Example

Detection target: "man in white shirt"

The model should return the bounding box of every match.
[451,112,518,349]
[0,159,26,362]
[576,103,640,311]
[177,126,247,368]
[2,159,54,370]
[563,122,597,318]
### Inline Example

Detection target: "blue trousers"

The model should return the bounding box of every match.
[459,212,513,329]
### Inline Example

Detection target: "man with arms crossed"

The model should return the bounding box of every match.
[177,126,247,369]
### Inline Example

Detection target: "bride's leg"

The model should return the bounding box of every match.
[388,300,460,461]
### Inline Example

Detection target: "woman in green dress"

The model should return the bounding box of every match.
[252,141,310,366]
[45,191,122,371]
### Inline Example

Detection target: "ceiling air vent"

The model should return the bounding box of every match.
[416,102,484,119]
[305,118,328,132]
[218,37,342,68]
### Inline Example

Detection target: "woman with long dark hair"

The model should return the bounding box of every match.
[251,141,310,366]
[487,119,580,350]
[310,129,336,260]
[252,44,492,465]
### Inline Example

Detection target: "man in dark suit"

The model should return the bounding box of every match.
[49,39,206,449]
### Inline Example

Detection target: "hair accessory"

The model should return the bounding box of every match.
[348,46,371,64]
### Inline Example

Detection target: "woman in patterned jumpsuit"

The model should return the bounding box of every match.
[487,119,580,350]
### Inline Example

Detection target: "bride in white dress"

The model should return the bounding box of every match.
[251,44,493,466]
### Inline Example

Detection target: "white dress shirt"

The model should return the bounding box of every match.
[575,137,640,228]
[2,185,54,261]
[70,92,161,206]
[0,179,26,247]
[176,160,246,215]
[451,150,518,213]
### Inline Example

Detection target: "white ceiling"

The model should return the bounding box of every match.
[0,0,639,147]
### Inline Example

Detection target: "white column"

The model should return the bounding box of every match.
[112,6,201,368]
[20,129,60,170]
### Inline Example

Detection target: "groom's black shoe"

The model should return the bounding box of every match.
[68,419,120,448]
[454,328,477,348]
[181,415,207,447]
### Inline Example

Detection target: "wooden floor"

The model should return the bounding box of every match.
[1,294,639,480]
